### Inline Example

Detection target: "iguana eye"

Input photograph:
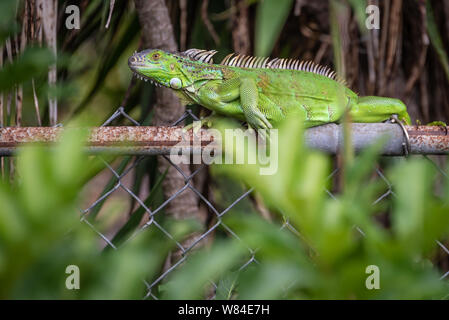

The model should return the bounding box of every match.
[152,53,160,60]
[169,77,182,89]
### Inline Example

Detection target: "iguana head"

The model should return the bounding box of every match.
[128,49,222,89]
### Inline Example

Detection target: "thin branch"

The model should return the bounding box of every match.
[105,0,116,29]
[0,45,3,128]
[179,0,187,51]
[201,0,220,45]
[41,0,58,126]
[32,79,42,126]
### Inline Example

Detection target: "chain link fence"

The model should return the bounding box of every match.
[68,106,449,299]
[78,107,260,299]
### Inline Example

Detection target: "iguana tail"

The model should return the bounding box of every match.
[350,96,411,125]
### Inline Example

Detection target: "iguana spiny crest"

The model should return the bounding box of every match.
[128,48,346,89]
[181,48,345,84]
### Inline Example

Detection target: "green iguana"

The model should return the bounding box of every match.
[128,48,411,130]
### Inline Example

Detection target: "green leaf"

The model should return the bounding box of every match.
[109,169,168,247]
[426,0,449,84]
[347,0,367,33]
[73,14,140,115]
[0,0,18,45]
[329,0,347,77]
[255,0,294,56]
[0,47,54,92]
[86,156,132,221]
[215,271,239,300]
[161,241,246,299]
[237,262,307,299]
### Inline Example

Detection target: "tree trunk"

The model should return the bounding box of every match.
[133,0,203,230]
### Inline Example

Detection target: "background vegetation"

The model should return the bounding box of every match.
[1,0,449,299]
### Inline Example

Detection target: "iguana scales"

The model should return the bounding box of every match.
[128,48,411,130]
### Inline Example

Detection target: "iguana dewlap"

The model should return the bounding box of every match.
[128,48,411,129]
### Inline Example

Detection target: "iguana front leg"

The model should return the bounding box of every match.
[196,78,241,106]
[183,78,241,131]
[240,78,273,130]
[195,78,272,130]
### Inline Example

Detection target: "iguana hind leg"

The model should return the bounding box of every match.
[350,96,411,125]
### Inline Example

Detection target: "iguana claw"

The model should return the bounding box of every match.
[247,109,273,131]
[246,110,273,142]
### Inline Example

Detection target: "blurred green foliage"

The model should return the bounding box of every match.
[0,0,19,45]
[0,47,55,92]
[1,0,449,300]
[177,116,449,299]
[0,131,189,299]
[2,121,448,299]
[426,0,449,83]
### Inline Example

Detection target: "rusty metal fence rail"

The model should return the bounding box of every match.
[1,106,449,299]
[2,110,449,156]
